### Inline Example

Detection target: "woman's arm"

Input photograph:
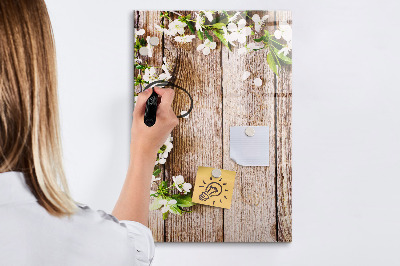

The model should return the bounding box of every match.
[112,87,179,227]
[111,149,157,226]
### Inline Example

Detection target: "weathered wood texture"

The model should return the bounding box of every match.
[133,10,292,242]
[133,11,164,242]
[222,10,277,242]
[163,11,224,242]
[275,11,293,242]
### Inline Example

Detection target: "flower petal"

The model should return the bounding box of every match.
[242,71,251,80]
[237,19,246,29]
[203,46,211,55]
[252,14,260,23]
[254,78,263,87]
[274,30,282,39]
[197,43,205,51]
[227,22,237,32]
[209,42,217,49]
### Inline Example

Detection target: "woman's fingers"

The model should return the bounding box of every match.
[154,86,175,107]
[133,89,151,118]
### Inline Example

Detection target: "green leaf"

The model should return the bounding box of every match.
[204,30,213,42]
[139,38,147,46]
[159,181,168,190]
[149,197,163,210]
[172,194,196,208]
[162,211,169,220]
[186,21,196,34]
[273,47,292,65]
[212,30,231,51]
[169,204,182,215]
[212,22,225,29]
[267,52,278,76]
[153,168,161,176]
[254,36,264,42]
[197,30,204,40]
[209,13,228,25]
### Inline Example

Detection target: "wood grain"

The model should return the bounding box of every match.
[275,10,293,242]
[134,10,292,242]
[222,11,277,242]
[163,11,224,242]
[133,10,165,242]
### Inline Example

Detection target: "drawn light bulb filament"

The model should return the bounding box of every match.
[199,182,222,201]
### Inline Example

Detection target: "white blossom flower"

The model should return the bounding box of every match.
[182,183,192,194]
[142,67,157,82]
[228,12,240,23]
[174,35,196,43]
[274,22,292,43]
[134,58,142,64]
[158,57,172,80]
[201,10,213,22]
[164,133,173,144]
[136,29,145,36]
[168,19,187,36]
[155,24,169,35]
[238,42,264,55]
[226,19,252,44]
[150,190,157,195]
[195,12,204,32]
[278,40,292,56]
[252,14,269,32]
[164,141,173,153]
[221,26,235,47]
[173,175,185,185]
[158,154,167,164]
[134,28,145,42]
[159,199,177,213]
[172,175,185,192]
[242,71,251,81]
[145,36,153,57]
[196,39,217,55]
[158,72,171,80]
[151,175,161,185]
[254,78,263,87]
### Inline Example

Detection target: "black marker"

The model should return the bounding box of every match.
[144,88,158,127]
[142,80,194,127]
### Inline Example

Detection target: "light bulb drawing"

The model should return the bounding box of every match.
[199,182,222,201]
[198,175,229,206]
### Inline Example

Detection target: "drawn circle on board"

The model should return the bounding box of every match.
[139,47,148,56]
[143,80,193,119]
[211,169,222,178]
[245,127,255,137]
[149,36,159,46]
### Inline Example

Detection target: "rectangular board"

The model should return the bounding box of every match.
[133,10,292,242]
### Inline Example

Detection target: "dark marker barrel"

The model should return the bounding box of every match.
[144,88,158,127]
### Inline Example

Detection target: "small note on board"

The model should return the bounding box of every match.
[192,166,236,209]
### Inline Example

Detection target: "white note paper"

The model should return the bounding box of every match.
[229,126,269,166]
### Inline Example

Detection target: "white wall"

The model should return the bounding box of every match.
[46,0,400,265]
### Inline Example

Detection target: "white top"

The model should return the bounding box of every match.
[0,171,155,266]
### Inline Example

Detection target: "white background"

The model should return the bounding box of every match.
[46,0,400,265]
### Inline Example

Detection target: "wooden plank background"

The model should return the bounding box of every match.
[134,10,292,242]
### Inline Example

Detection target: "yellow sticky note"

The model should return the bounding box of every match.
[192,166,236,209]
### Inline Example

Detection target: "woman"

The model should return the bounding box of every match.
[0,0,178,265]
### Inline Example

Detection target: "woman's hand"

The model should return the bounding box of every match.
[130,86,179,162]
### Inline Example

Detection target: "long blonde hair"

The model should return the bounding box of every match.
[0,0,77,216]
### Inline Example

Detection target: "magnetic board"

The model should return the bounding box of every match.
[133,10,292,242]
